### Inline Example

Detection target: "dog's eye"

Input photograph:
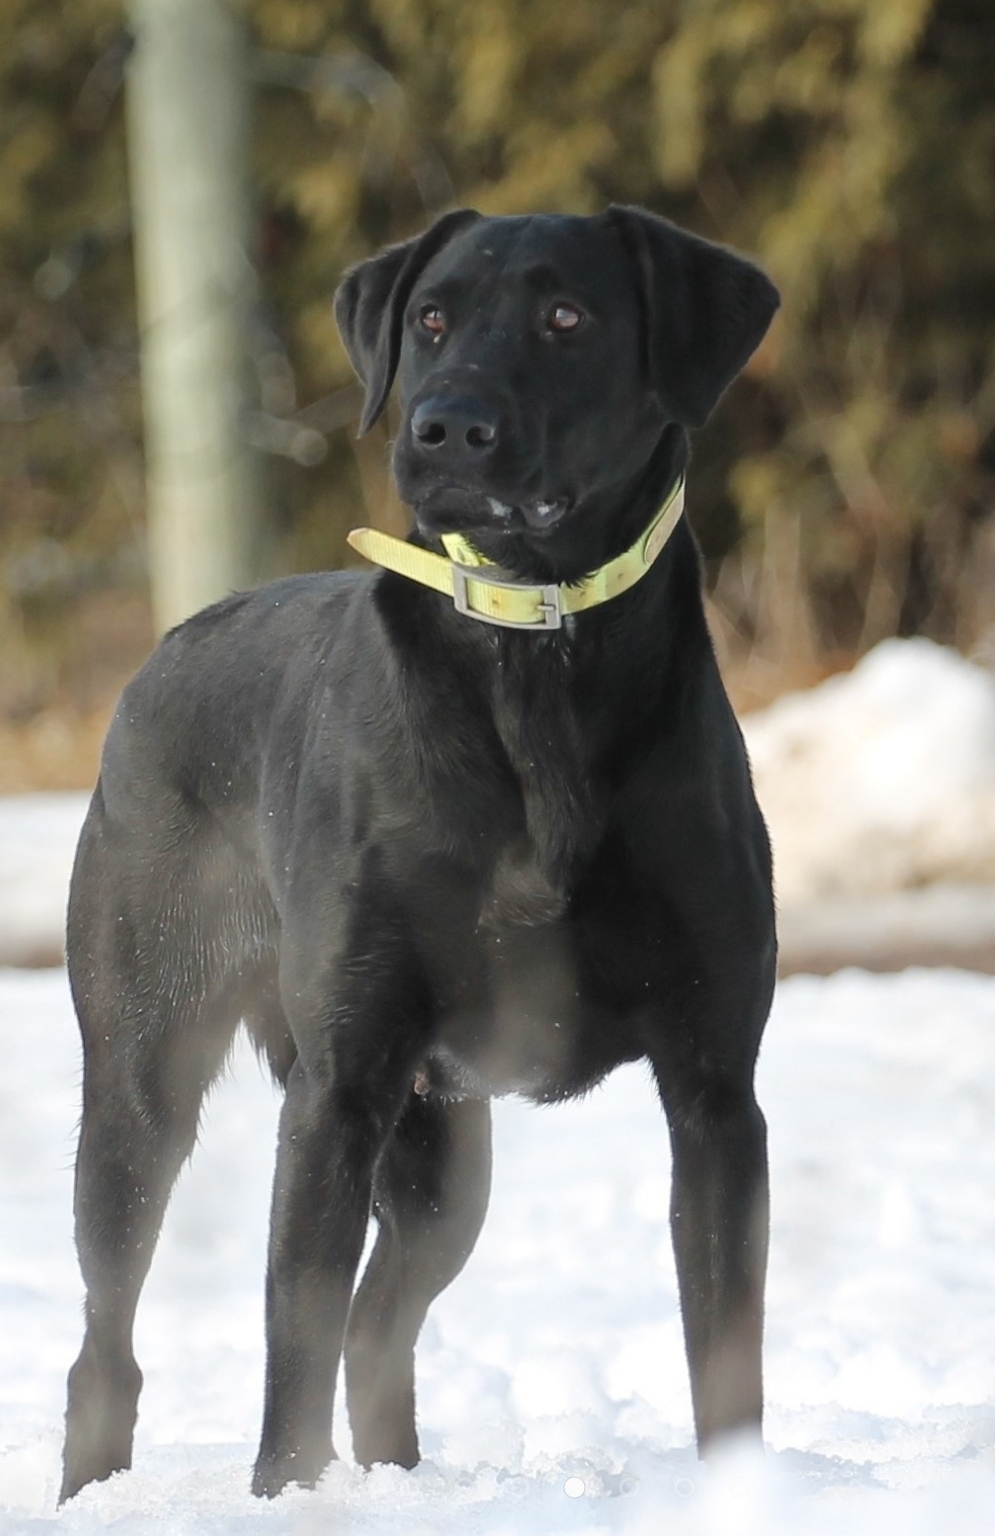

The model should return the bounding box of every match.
[546,303,584,334]
[419,306,446,337]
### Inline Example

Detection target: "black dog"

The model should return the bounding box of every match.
[60,206,779,1503]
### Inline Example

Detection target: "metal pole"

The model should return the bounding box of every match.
[126,0,261,633]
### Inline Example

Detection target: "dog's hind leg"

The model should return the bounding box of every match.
[344,1093,492,1469]
[59,792,253,1502]
[251,867,474,1499]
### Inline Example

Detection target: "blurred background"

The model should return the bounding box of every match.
[4,9,995,1525]
[1,0,994,792]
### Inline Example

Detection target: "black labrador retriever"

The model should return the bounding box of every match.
[60,205,779,1502]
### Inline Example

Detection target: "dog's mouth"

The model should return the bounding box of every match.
[486,496,571,534]
[413,485,573,540]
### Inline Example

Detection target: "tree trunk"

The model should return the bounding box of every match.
[126,0,262,633]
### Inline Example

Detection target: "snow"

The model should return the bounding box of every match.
[0,793,88,965]
[743,638,995,901]
[3,965,995,1533]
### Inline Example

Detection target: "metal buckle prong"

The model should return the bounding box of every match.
[451,564,562,630]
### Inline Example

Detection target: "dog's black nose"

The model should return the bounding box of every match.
[410,398,500,456]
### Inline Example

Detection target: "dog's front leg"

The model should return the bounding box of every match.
[253,917,427,1497]
[652,1053,769,1453]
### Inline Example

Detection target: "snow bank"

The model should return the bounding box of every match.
[0,792,88,965]
[743,638,995,902]
[3,967,995,1533]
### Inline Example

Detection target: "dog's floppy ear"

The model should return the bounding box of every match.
[334,208,482,434]
[608,205,779,429]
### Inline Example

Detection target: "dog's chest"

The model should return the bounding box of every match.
[483,634,598,899]
[478,835,568,927]
[423,841,655,1104]
[419,639,647,1100]
[427,913,593,1101]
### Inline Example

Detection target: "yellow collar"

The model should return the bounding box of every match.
[346,477,685,632]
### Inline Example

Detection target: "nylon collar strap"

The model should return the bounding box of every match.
[346,476,685,632]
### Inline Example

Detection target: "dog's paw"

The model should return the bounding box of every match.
[251,1443,337,1499]
[59,1345,142,1503]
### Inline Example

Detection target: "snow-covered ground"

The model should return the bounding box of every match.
[3,964,995,1534]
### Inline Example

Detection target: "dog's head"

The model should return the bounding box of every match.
[335,207,778,545]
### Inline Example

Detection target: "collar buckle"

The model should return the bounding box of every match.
[451,564,563,630]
